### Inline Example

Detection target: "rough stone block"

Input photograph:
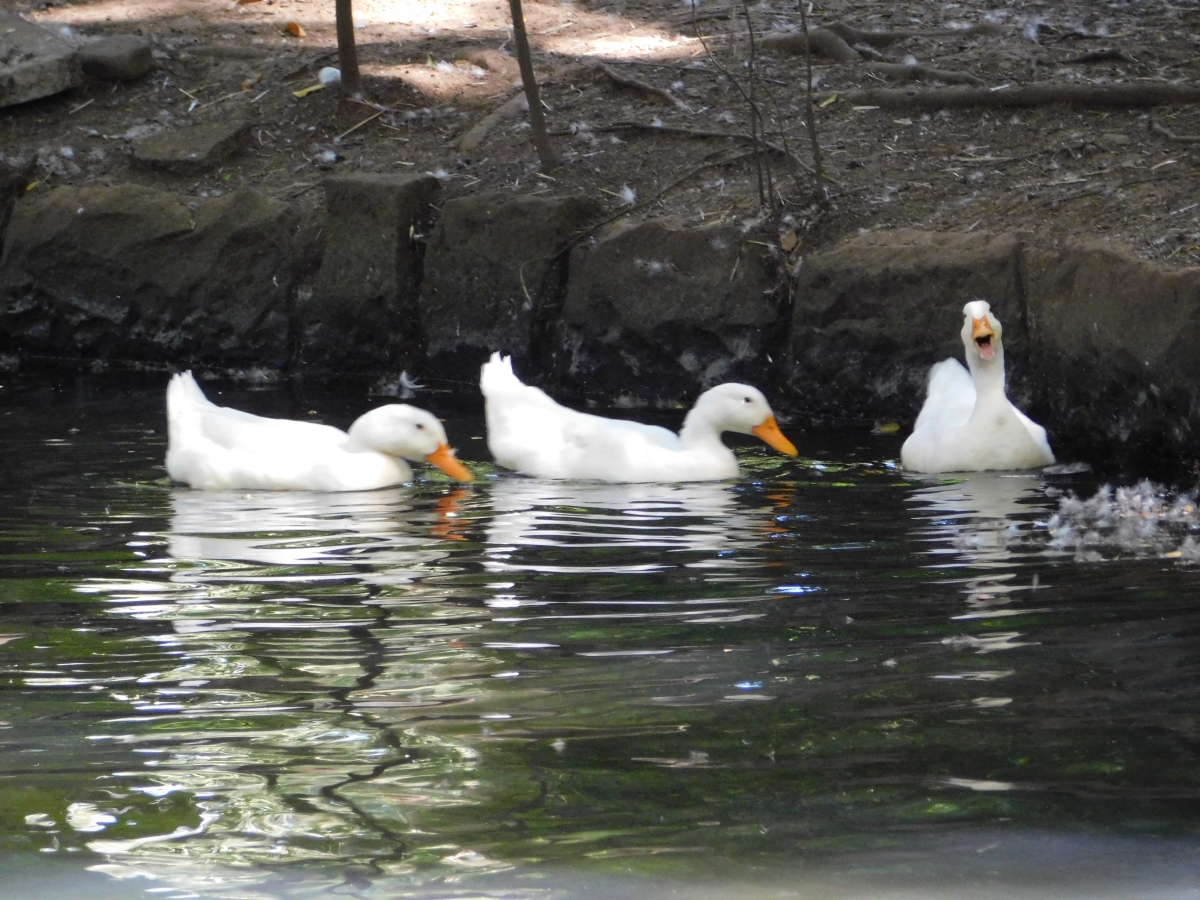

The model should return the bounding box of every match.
[789,228,1025,419]
[132,118,251,174]
[0,9,82,107]
[301,172,442,371]
[558,219,784,401]
[0,156,35,259]
[1023,239,1200,469]
[419,191,602,377]
[0,184,297,366]
[78,35,153,82]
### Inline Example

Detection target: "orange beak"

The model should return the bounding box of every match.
[751,415,798,457]
[425,443,474,482]
[972,316,996,359]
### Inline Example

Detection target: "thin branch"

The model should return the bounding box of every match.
[741,0,767,206]
[799,0,826,194]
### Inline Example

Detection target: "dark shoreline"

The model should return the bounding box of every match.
[3,175,1198,480]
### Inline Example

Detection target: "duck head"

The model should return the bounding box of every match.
[348,405,474,481]
[689,383,799,456]
[961,299,1003,364]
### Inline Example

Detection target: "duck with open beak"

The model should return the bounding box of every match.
[899,299,1055,473]
[972,314,996,359]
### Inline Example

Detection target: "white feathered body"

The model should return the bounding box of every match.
[481,355,745,482]
[901,303,1055,473]
[166,372,412,491]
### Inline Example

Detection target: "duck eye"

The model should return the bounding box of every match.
[743,397,752,404]
[416,423,425,430]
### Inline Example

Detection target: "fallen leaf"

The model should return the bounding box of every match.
[25,181,39,192]
[292,83,325,98]
[237,0,262,5]
[0,634,24,646]
[872,421,901,434]
[780,230,799,252]
[285,22,306,38]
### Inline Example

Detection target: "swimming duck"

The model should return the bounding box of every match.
[901,300,1054,473]
[480,353,798,482]
[166,371,473,491]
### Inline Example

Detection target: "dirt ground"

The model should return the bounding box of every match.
[5,0,1200,263]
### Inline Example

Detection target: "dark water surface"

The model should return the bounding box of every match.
[2,373,1200,899]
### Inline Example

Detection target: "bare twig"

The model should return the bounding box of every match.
[741,0,769,206]
[335,109,383,142]
[799,1,826,194]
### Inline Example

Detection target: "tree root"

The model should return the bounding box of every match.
[761,28,863,63]
[814,82,1200,111]
[1064,48,1136,65]
[572,120,845,187]
[594,62,689,111]
[761,20,1003,63]
[458,90,528,157]
[865,62,985,86]
[1149,120,1200,143]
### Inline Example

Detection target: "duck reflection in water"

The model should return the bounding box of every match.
[167,486,466,572]
[909,472,1050,618]
[482,478,793,589]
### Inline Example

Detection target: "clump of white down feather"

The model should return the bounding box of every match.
[1040,480,1200,562]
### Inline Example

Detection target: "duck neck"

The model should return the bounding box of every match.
[346,411,388,455]
[679,404,728,450]
[967,344,1007,402]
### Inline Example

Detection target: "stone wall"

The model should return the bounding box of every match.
[3,177,1200,473]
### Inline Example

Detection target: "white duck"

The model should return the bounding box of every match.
[480,353,798,482]
[165,371,473,491]
[901,300,1054,473]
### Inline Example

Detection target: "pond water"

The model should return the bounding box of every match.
[2,372,1200,900]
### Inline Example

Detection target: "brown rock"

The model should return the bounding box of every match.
[419,191,603,376]
[558,219,785,400]
[0,184,297,366]
[78,35,153,82]
[131,118,251,174]
[789,228,1025,419]
[300,172,442,372]
[0,9,82,107]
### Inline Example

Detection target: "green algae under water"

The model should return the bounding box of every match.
[2,373,1200,900]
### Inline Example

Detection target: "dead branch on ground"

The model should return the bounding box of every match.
[814,82,1200,111]
[1150,120,1200,143]
[594,63,689,111]
[1063,48,1136,65]
[864,62,985,85]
